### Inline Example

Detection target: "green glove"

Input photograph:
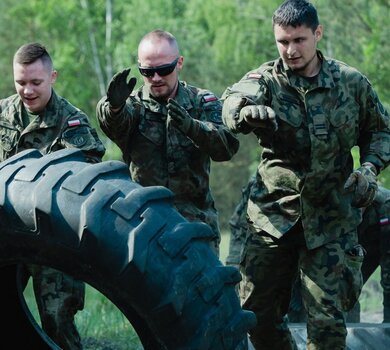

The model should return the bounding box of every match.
[167,98,194,134]
[344,163,378,207]
[240,105,278,131]
[107,68,137,109]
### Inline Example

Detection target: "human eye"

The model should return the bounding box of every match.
[277,40,289,46]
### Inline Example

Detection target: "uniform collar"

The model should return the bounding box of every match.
[139,81,193,112]
[276,50,336,91]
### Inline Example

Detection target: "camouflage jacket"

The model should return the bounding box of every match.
[222,51,390,249]
[97,81,239,238]
[360,186,390,239]
[0,90,105,163]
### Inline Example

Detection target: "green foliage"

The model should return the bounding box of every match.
[0,0,389,231]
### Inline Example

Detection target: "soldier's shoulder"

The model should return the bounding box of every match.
[326,57,365,83]
[184,82,221,107]
[0,94,20,115]
[55,94,89,119]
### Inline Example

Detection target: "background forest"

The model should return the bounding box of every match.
[0,0,389,232]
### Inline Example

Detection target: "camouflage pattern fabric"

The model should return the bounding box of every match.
[241,224,363,349]
[27,265,85,349]
[347,186,390,322]
[0,90,105,350]
[97,81,239,254]
[222,50,390,349]
[225,176,256,267]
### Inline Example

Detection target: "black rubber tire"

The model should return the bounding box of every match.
[0,148,256,349]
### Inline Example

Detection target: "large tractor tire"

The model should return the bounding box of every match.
[0,148,256,349]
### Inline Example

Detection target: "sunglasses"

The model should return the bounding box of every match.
[138,57,179,78]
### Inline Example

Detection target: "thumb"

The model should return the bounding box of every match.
[127,77,137,92]
[355,172,369,193]
[344,173,358,192]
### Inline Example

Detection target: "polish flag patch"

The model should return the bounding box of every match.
[203,94,218,103]
[247,73,262,79]
[68,119,81,127]
[380,217,390,225]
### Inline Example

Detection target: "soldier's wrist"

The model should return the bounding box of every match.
[362,162,377,176]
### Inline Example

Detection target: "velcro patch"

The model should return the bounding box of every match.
[380,217,390,226]
[247,73,262,79]
[203,93,218,103]
[68,119,81,127]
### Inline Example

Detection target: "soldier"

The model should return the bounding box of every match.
[0,42,105,349]
[221,0,390,349]
[347,185,390,323]
[96,29,239,254]
[228,180,390,324]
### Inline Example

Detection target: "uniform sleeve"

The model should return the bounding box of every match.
[357,76,390,174]
[221,70,269,135]
[96,95,140,155]
[61,113,106,163]
[184,91,239,161]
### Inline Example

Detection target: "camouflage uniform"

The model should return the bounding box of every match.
[221,51,390,349]
[225,176,256,267]
[0,91,105,350]
[226,176,307,323]
[347,186,390,322]
[97,81,239,254]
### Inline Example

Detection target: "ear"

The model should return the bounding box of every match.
[51,70,58,84]
[177,56,184,72]
[314,25,323,42]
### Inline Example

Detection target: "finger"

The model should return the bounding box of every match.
[267,108,278,131]
[120,68,131,79]
[127,77,137,91]
[355,173,368,194]
[168,102,184,115]
[344,173,357,191]
[250,106,260,120]
[258,105,268,121]
[242,106,252,119]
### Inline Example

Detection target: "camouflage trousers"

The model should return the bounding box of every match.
[24,264,85,350]
[347,224,390,322]
[239,222,363,350]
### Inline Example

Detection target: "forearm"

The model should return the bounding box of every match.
[185,120,239,161]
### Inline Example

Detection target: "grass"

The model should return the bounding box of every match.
[22,232,384,349]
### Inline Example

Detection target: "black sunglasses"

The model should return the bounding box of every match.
[138,57,179,78]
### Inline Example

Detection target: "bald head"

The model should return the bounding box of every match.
[138,30,179,66]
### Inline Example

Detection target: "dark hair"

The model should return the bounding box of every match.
[13,42,53,70]
[272,0,319,32]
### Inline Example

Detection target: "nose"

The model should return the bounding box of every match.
[287,44,296,57]
[151,73,163,80]
[23,84,34,95]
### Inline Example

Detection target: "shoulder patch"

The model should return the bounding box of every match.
[202,93,218,103]
[247,73,262,80]
[380,217,390,226]
[68,119,81,127]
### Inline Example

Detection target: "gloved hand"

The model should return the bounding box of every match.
[239,105,278,131]
[167,98,194,134]
[106,68,137,109]
[344,163,378,207]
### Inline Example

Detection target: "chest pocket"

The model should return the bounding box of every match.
[274,93,303,128]
[139,113,165,146]
[0,123,19,155]
[328,99,359,151]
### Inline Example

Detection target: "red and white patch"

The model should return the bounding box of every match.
[380,217,390,225]
[203,94,218,103]
[247,73,262,79]
[68,119,81,127]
